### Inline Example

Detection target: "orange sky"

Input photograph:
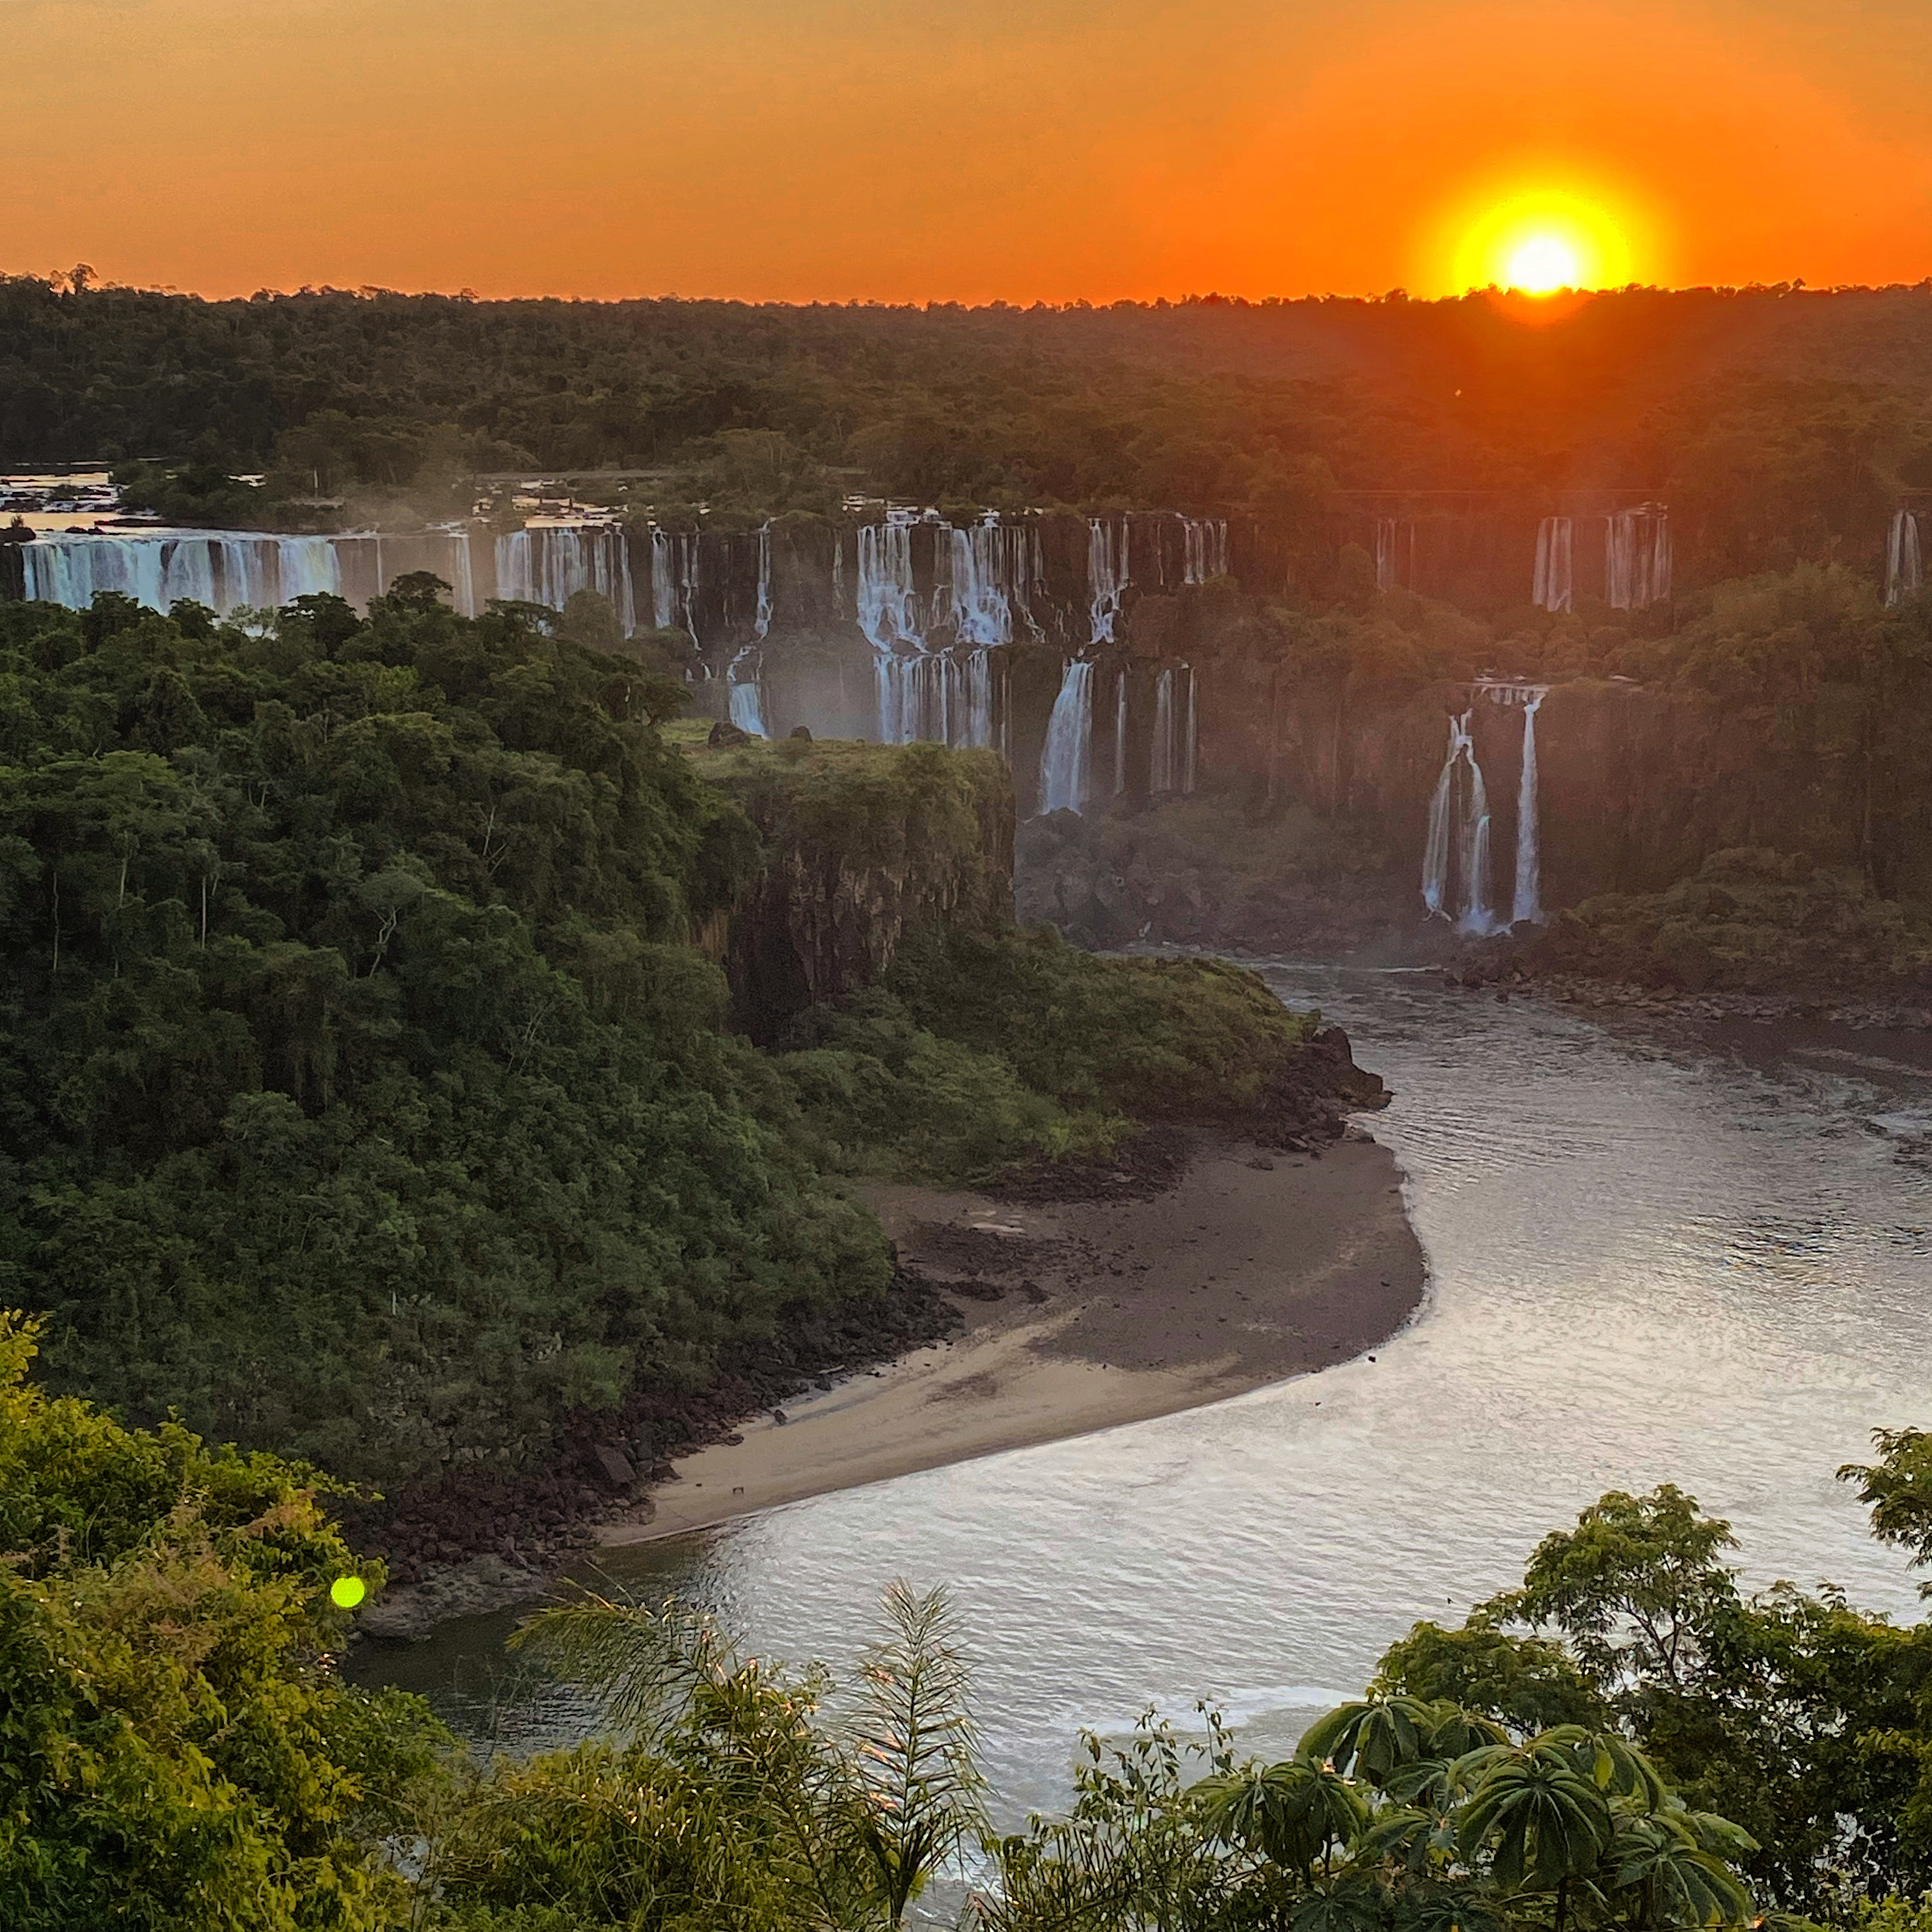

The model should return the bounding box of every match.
[3,0,1928,301]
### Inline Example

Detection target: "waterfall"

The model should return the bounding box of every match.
[1421,715,1463,918]
[1150,668,1176,794]
[1605,507,1672,610]
[1038,660,1095,815]
[754,522,772,640]
[1374,518,1406,592]
[446,529,476,616]
[18,530,355,616]
[1888,510,1923,606]
[1421,711,1499,932]
[1183,666,1197,794]
[1511,689,1545,925]
[727,647,767,735]
[497,529,534,603]
[1087,517,1128,644]
[649,528,701,643]
[1532,517,1573,612]
[857,520,927,742]
[946,519,1015,645]
[1113,671,1128,795]
[959,647,994,749]
[1181,517,1229,585]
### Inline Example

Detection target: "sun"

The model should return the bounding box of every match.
[1505,234,1580,295]
[1432,180,1647,297]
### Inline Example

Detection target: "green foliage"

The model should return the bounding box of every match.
[0,1311,448,1930]
[0,590,892,1480]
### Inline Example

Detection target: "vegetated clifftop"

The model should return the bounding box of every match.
[696,736,1015,1042]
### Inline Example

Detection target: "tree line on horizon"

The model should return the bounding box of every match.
[4,275,1931,588]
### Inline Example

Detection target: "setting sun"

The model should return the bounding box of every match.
[1434,180,1648,295]
[1505,234,1581,293]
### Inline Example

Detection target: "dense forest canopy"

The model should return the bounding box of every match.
[5,277,1931,576]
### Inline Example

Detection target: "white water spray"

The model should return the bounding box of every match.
[1087,518,1128,644]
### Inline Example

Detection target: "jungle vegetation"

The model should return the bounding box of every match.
[13,1308,1932,1931]
[0,582,1324,1485]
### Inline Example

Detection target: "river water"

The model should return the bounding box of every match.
[353,966,1932,1827]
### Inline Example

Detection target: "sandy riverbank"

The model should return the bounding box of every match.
[603,1130,1425,1547]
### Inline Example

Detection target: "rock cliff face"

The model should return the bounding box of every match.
[700,739,1016,1042]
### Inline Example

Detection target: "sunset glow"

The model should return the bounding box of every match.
[1440,185,1644,296]
[1504,236,1581,295]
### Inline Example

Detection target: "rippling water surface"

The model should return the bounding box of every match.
[357,968,1932,1824]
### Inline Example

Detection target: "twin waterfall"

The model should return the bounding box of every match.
[1422,683,1547,934]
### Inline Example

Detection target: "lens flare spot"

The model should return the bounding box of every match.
[329,1575,368,1611]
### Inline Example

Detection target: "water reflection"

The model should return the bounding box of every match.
[352,968,1932,1823]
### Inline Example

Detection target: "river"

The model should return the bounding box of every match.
[351,965,1932,1828]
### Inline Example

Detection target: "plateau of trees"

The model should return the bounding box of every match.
[13,1309,1932,1931]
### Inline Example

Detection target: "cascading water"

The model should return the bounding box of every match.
[1113,671,1128,795]
[1181,517,1229,585]
[1087,518,1128,644]
[1038,660,1095,815]
[946,519,1014,646]
[1150,668,1177,795]
[1532,517,1573,612]
[857,519,926,742]
[1421,712,1498,932]
[754,523,772,640]
[1426,686,1548,933]
[19,530,349,616]
[1182,666,1197,795]
[445,529,477,617]
[727,647,768,735]
[1888,510,1923,606]
[649,529,701,644]
[1510,688,1545,925]
[1605,507,1672,610]
[495,525,635,631]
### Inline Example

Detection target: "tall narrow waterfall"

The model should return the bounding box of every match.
[446,529,476,616]
[857,520,925,742]
[1113,671,1128,795]
[1605,507,1671,610]
[1421,713,1497,932]
[1532,518,1573,612]
[649,529,701,643]
[1150,668,1176,794]
[1183,666,1197,794]
[1181,517,1229,584]
[1511,689,1545,925]
[753,522,772,640]
[1039,660,1095,814]
[1087,518,1128,644]
[1888,510,1923,606]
